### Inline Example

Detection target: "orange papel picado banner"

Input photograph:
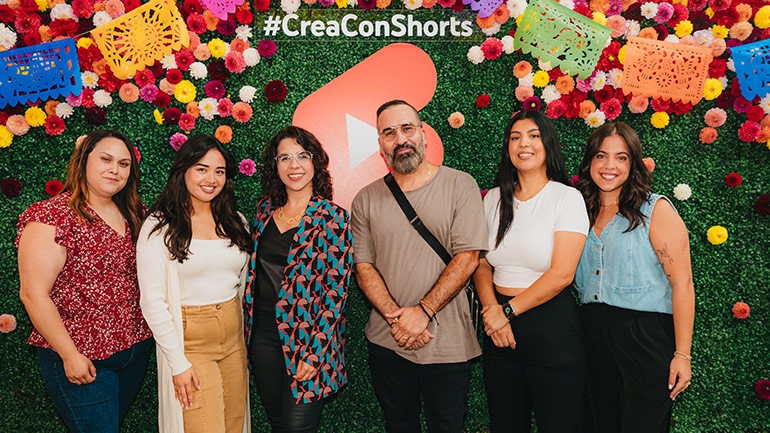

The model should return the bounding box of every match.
[91,0,189,80]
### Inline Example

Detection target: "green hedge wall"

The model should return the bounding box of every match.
[2,8,770,432]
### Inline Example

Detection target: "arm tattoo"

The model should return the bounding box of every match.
[656,242,674,278]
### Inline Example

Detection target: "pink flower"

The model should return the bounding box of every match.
[600,99,622,121]
[654,2,674,23]
[570,175,579,186]
[119,83,139,103]
[699,127,718,144]
[257,40,277,58]
[232,102,253,123]
[732,301,750,319]
[523,96,541,111]
[45,179,63,196]
[704,108,727,128]
[738,121,760,142]
[133,146,141,163]
[169,132,188,151]
[204,80,226,99]
[239,158,257,176]
[756,379,770,400]
[217,98,234,117]
[178,113,196,131]
[0,314,16,333]
[139,85,159,103]
[224,51,246,73]
[605,15,627,38]
[628,96,649,114]
[515,86,534,102]
[642,157,655,173]
[5,115,30,136]
[480,37,503,60]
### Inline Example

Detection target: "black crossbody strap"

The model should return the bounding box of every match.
[384,173,452,265]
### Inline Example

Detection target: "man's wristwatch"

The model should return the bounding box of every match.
[502,302,517,321]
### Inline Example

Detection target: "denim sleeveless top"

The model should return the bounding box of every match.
[574,194,673,314]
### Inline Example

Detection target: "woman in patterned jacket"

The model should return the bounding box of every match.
[243,126,353,433]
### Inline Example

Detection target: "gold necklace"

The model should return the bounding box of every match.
[600,202,619,207]
[425,165,432,185]
[275,206,304,224]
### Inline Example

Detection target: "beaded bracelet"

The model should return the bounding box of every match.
[674,351,692,361]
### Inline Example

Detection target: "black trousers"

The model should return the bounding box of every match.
[581,302,675,433]
[249,311,324,433]
[367,340,472,433]
[483,289,586,433]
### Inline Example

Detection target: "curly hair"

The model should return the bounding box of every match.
[576,122,652,232]
[148,135,251,262]
[493,110,569,248]
[261,126,333,206]
[62,130,144,242]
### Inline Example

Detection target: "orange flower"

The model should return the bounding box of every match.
[579,100,597,118]
[709,39,726,57]
[642,157,655,173]
[215,125,233,143]
[93,1,105,11]
[92,58,107,76]
[732,301,750,319]
[513,61,532,78]
[187,102,200,118]
[605,15,627,38]
[729,22,753,41]
[44,100,59,116]
[119,83,139,103]
[448,112,465,129]
[757,126,770,143]
[376,0,391,8]
[589,0,610,13]
[203,10,219,31]
[761,115,770,129]
[159,79,175,95]
[555,75,575,94]
[735,3,753,22]
[628,96,649,114]
[476,14,496,29]
[39,25,52,42]
[188,31,201,50]
[638,27,658,39]
[230,38,249,53]
[493,5,510,24]
[515,86,534,102]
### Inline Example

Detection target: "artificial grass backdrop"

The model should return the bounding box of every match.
[1,9,770,432]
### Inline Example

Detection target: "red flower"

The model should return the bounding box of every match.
[593,86,613,103]
[165,69,183,85]
[480,38,503,60]
[671,101,693,115]
[755,194,770,216]
[600,99,622,121]
[175,49,195,71]
[85,107,106,125]
[178,113,196,131]
[756,379,770,401]
[254,0,270,11]
[547,66,563,82]
[264,80,288,103]
[475,94,491,108]
[186,13,207,34]
[709,0,730,12]
[72,0,95,18]
[733,97,752,113]
[746,106,765,123]
[44,115,66,136]
[134,69,155,87]
[731,301,750,319]
[14,13,40,35]
[133,146,141,163]
[217,98,234,117]
[688,0,707,10]
[17,0,39,13]
[257,40,278,58]
[153,92,171,108]
[738,121,761,142]
[725,172,743,187]
[715,8,739,27]
[183,0,203,14]
[45,179,64,197]
[545,99,567,119]
[1,178,22,198]
[79,88,96,108]
[208,61,230,82]
[651,98,672,113]
[163,107,182,124]
[216,17,237,36]
[49,18,79,39]
[653,25,669,41]
[523,96,541,111]
[123,0,141,12]
[716,92,735,109]
[204,80,226,99]
[669,3,688,24]
[23,31,42,47]
[708,58,727,79]
[236,8,253,24]
[0,6,16,24]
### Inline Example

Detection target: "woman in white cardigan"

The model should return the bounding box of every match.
[137,135,252,433]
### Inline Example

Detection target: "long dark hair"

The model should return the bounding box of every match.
[576,122,652,232]
[493,110,569,248]
[62,129,144,242]
[261,126,333,206]
[149,135,250,262]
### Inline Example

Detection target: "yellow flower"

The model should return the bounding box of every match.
[25,107,46,127]
[153,109,163,125]
[711,25,729,39]
[706,225,728,245]
[618,44,626,65]
[174,80,197,104]
[76,37,94,49]
[208,38,227,58]
[532,70,550,88]
[755,6,770,29]
[335,0,348,7]
[674,20,693,37]
[650,112,669,129]
[705,7,714,18]
[0,126,12,148]
[703,78,723,100]
[592,11,607,26]
[34,0,48,11]
[672,0,687,5]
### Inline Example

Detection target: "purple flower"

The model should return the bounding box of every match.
[606,0,622,15]
[169,133,188,151]
[139,84,159,103]
[204,80,226,99]
[1,178,22,198]
[523,96,542,111]
[239,158,257,176]
[257,40,277,58]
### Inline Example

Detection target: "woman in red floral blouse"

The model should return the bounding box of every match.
[16,130,153,433]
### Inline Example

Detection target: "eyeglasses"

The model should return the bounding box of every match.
[379,123,421,143]
[275,151,314,165]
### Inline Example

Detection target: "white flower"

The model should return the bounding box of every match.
[501,35,514,54]
[625,20,640,38]
[467,46,484,65]
[591,70,607,90]
[718,76,728,90]
[199,98,218,120]
[81,71,100,89]
[404,0,422,10]
[673,184,692,201]
[541,85,561,104]
[726,58,735,73]
[640,2,658,19]
[0,24,17,50]
[243,48,260,67]
[584,109,606,128]
[161,54,177,69]
[482,23,501,36]
[189,62,208,80]
[236,25,253,40]
[607,68,623,88]
[518,72,534,87]
[759,94,770,115]
[558,0,574,9]
[507,0,527,18]
[538,59,553,71]
[348,0,358,6]
[692,29,714,46]
[664,35,679,44]
[239,86,257,103]
[55,102,74,119]
[50,4,77,21]
[93,11,112,27]
[93,90,113,108]
[281,0,300,13]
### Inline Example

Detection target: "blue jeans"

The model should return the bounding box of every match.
[37,338,153,433]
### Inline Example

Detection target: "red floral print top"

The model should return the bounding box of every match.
[15,192,152,360]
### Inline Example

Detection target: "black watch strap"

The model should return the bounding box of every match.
[502,302,516,321]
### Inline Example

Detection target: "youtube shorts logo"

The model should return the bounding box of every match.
[293,43,444,209]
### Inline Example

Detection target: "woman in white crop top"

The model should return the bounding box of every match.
[473,110,589,433]
[137,135,252,433]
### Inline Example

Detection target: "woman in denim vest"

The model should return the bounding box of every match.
[574,122,695,433]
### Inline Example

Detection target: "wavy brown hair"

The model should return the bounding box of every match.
[62,130,143,242]
[148,135,250,262]
[576,122,652,232]
[261,126,333,206]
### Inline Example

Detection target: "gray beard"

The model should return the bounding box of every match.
[386,143,425,174]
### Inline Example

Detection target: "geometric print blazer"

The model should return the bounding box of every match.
[243,196,353,403]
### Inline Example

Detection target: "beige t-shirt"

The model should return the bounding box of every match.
[351,166,488,364]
